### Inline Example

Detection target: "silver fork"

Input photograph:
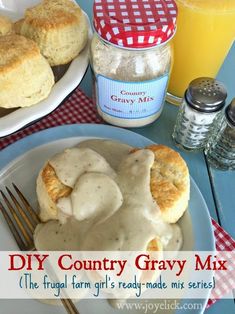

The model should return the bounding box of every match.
[0,183,80,314]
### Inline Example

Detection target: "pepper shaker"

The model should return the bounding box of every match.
[205,99,235,170]
[172,78,227,151]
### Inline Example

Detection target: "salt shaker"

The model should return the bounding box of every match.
[172,78,227,151]
[205,99,235,170]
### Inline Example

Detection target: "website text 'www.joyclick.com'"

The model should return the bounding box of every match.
[116,300,203,313]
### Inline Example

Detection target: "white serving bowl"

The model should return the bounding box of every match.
[0,0,91,137]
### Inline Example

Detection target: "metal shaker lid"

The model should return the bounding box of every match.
[226,98,235,127]
[185,77,227,113]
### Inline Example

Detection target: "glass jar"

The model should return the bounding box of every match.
[91,0,178,128]
[172,78,227,151]
[205,99,235,170]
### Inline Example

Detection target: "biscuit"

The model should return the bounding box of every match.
[147,145,190,223]
[147,238,163,252]
[37,163,72,221]
[143,238,163,281]
[0,15,13,35]
[20,0,88,66]
[14,19,24,34]
[0,34,54,108]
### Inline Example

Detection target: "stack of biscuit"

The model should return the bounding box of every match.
[0,0,88,109]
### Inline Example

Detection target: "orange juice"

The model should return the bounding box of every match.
[168,0,235,103]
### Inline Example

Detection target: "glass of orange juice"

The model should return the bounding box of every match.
[167,0,235,105]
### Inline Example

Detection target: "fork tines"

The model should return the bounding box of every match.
[0,184,80,313]
[0,184,40,251]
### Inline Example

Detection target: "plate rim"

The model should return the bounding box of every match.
[0,123,215,313]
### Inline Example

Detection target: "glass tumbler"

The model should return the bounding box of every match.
[167,0,235,105]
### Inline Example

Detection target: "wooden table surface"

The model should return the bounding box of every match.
[78,0,235,312]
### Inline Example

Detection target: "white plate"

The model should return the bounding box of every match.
[0,0,92,137]
[0,124,215,313]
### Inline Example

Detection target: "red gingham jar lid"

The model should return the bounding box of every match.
[93,0,178,49]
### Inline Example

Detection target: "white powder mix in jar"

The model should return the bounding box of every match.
[91,35,172,82]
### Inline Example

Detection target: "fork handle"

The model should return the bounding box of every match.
[61,298,80,314]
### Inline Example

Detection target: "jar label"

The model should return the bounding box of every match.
[96,74,169,119]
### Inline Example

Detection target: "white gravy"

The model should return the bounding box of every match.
[50,147,116,187]
[34,140,183,252]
